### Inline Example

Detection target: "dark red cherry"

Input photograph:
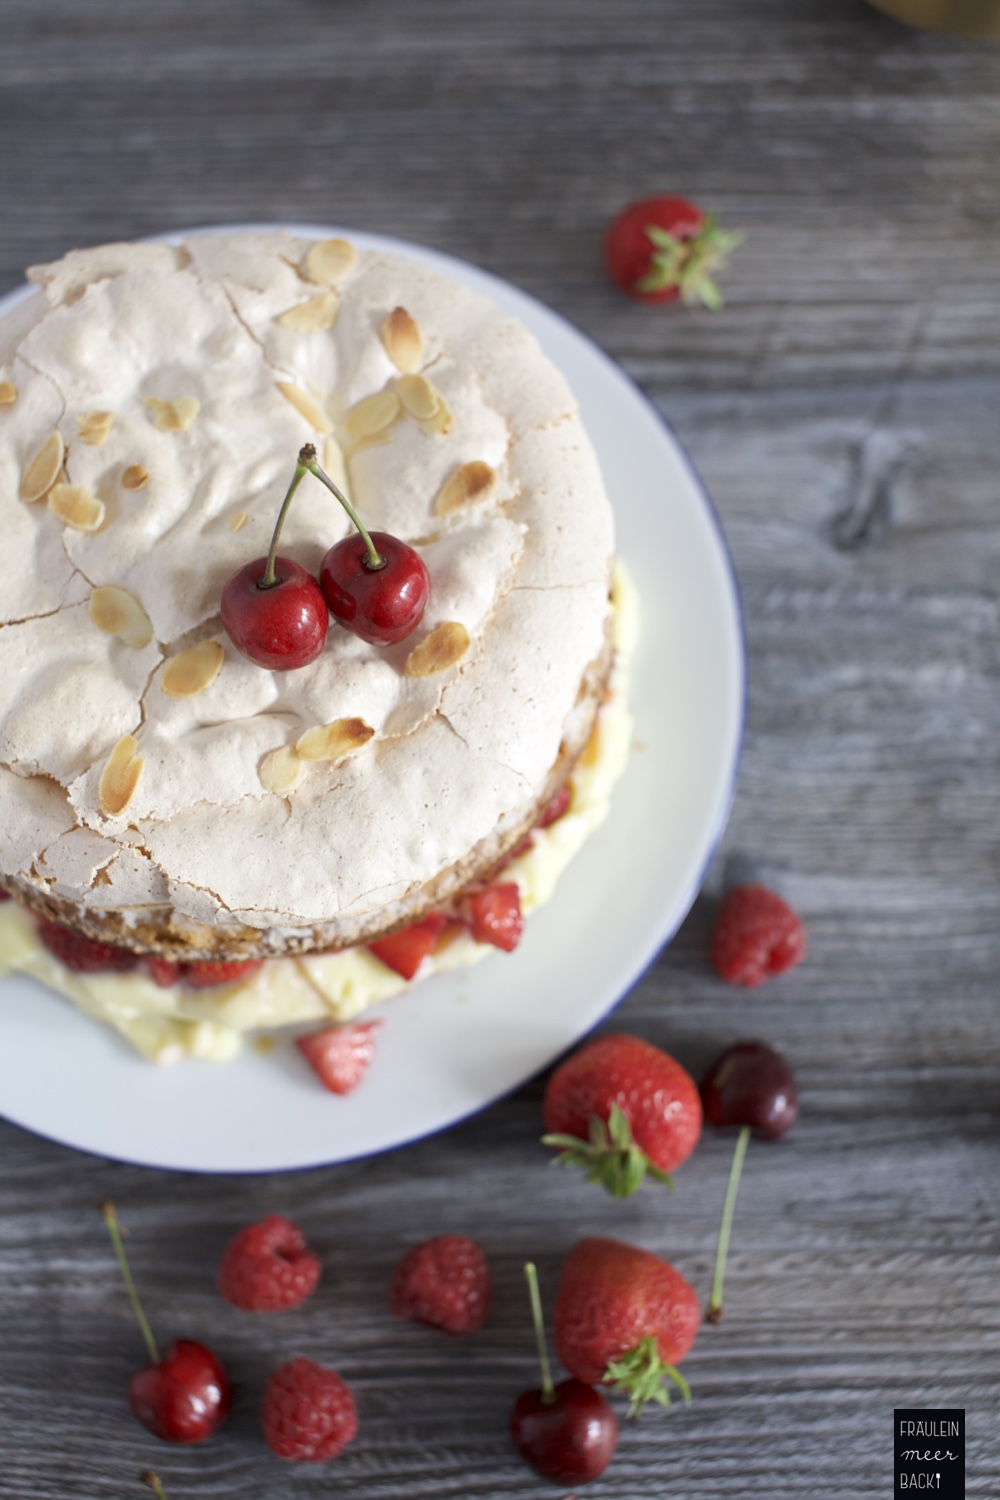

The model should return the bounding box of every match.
[220,555,328,670]
[103,1204,232,1445]
[700,1040,798,1141]
[511,1377,618,1485]
[128,1338,232,1444]
[319,531,430,646]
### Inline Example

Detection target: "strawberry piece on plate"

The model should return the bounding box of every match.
[296,1020,382,1095]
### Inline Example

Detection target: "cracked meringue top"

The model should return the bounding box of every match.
[0,232,615,956]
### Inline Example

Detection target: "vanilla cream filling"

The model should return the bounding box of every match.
[0,566,636,1064]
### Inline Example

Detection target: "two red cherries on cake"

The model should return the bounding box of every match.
[221,444,429,669]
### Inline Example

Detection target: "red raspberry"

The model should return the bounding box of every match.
[37,919,139,974]
[709,884,806,987]
[218,1214,321,1312]
[389,1235,491,1334]
[262,1357,357,1462]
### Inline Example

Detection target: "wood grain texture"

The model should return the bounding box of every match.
[0,0,998,1495]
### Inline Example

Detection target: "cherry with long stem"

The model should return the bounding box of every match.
[510,1261,617,1485]
[700,1040,799,1325]
[258,454,311,588]
[305,443,430,645]
[220,451,328,670]
[706,1123,750,1323]
[102,1203,231,1444]
[299,444,384,572]
[103,1202,160,1364]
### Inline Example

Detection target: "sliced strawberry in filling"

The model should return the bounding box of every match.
[145,957,182,988]
[179,959,265,990]
[536,783,572,828]
[36,919,140,975]
[463,883,524,952]
[367,912,448,980]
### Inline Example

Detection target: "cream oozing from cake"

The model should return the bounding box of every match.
[0,233,614,947]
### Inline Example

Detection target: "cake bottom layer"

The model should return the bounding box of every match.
[0,567,637,1064]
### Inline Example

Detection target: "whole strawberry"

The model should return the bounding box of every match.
[542,1033,702,1196]
[218,1215,321,1312]
[390,1234,491,1334]
[604,195,742,308]
[709,884,806,987]
[553,1236,700,1416]
[263,1357,357,1461]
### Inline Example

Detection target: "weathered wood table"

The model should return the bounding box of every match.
[1,1,997,1495]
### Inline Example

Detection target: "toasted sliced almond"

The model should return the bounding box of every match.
[434,460,496,517]
[404,621,470,678]
[228,511,248,532]
[343,386,401,445]
[146,396,200,433]
[396,374,442,422]
[419,397,453,437]
[304,238,358,286]
[381,306,424,373]
[162,640,225,698]
[0,380,18,406]
[259,746,302,793]
[99,734,144,816]
[88,586,154,649]
[48,483,105,532]
[77,410,115,446]
[322,434,348,492]
[20,431,64,503]
[121,464,149,491]
[277,381,333,434]
[296,717,375,763]
[275,289,340,333]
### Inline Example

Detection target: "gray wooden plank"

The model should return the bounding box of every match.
[0,0,998,1494]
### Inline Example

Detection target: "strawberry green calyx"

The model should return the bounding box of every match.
[604,1335,692,1419]
[542,1101,675,1198]
[635,217,743,310]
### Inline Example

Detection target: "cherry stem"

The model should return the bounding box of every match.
[299,443,385,571]
[101,1202,160,1365]
[523,1261,555,1404]
[706,1123,752,1324]
[260,457,309,589]
[140,1474,167,1500]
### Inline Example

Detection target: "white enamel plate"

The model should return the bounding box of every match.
[0,226,744,1173]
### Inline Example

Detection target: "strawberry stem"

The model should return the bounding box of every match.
[300,444,385,572]
[101,1202,160,1365]
[635,217,743,309]
[706,1123,752,1324]
[523,1261,555,1404]
[542,1102,674,1198]
[260,454,310,589]
[140,1474,167,1500]
[604,1334,691,1419]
